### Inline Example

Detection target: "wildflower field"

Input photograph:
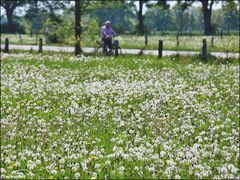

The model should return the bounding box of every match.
[1,53,239,179]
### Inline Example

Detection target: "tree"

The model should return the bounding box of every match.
[172,1,186,34]
[32,0,39,14]
[0,0,28,33]
[89,1,136,34]
[24,0,41,35]
[222,0,239,32]
[144,6,174,32]
[75,0,82,55]
[173,1,204,34]
[182,0,218,35]
[134,0,169,35]
[155,0,170,9]
[137,0,145,35]
[201,0,215,35]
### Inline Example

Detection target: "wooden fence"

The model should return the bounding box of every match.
[1,37,234,60]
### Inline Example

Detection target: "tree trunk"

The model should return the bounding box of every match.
[75,0,82,55]
[202,0,213,35]
[176,2,183,35]
[34,0,39,14]
[203,8,212,35]
[137,0,144,35]
[6,8,15,33]
[179,13,183,35]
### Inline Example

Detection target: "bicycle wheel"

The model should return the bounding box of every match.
[118,46,122,55]
[112,46,122,56]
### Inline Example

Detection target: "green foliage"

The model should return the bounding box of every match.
[144,6,175,32]
[1,0,240,36]
[43,18,74,44]
[0,22,25,33]
[89,2,137,34]
[82,18,99,36]
[222,0,239,31]
[23,13,49,34]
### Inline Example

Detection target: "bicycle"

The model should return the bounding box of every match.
[95,36,122,56]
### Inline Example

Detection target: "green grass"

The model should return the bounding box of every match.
[1,34,239,52]
[1,52,239,179]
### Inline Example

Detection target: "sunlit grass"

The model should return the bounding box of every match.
[1,34,239,52]
[1,53,239,179]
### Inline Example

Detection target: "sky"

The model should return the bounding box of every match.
[0,0,224,17]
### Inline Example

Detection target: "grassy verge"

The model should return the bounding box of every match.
[1,34,239,52]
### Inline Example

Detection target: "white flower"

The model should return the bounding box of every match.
[220,167,227,174]
[148,166,155,173]
[119,166,125,173]
[51,170,57,175]
[105,161,110,166]
[91,172,98,180]
[175,175,181,179]
[160,151,166,157]
[60,158,65,164]
[36,160,41,165]
[75,173,81,179]
[72,166,79,172]
[81,162,88,171]
[0,168,6,174]
[94,163,100,169]
[15,161,21,167]
[112,146,117,151]
[61,169,65,174]
[5,157,11,164]
[29,172,35,177]
[227,164,237,174]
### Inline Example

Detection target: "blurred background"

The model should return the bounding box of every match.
[0,0,239,52]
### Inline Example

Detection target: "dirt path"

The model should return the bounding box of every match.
[1,44,239,58]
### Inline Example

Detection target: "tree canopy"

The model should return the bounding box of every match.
[1,0,239,36]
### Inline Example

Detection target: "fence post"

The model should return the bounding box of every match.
[211,36,214,46]
[202,39,207,61]
[226,50,229,61]
[36,32,38,44]
[220,29,223,39]
[39,38,43,53]
[19,34,22,43]
[30,29,33,37]
[158,40,163,58]
[4,38,9,53]
[145,34,148,46]
[75,41,81,56]
[176,34,179,46]
[114,40,119,57]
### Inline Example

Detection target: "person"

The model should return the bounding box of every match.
[100,20,117,54]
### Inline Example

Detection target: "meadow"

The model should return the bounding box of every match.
[1,53,239,179]
[1,34,239,53]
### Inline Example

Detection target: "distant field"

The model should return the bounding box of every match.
[1,53,239,179]
[1,33,239,52]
